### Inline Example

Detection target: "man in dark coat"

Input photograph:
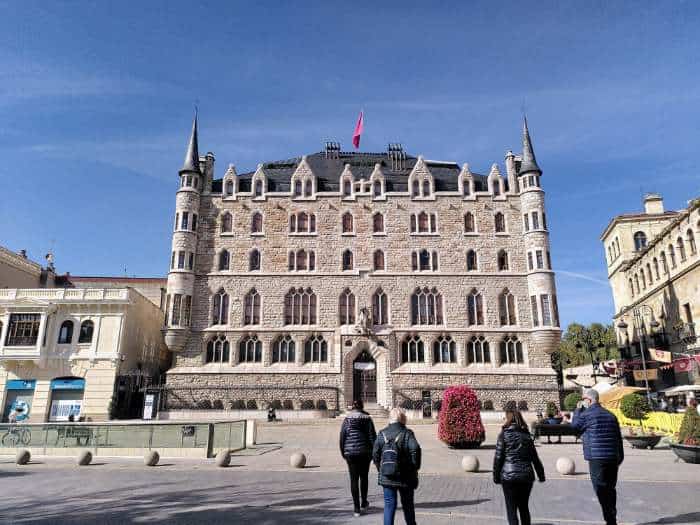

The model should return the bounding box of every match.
[571,388,624,525]
[372,407,421,525]
[339,399,376,516]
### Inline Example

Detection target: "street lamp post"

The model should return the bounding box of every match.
[617,304,658,405]
[575,334,605,385]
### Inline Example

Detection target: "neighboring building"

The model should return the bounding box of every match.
[0,287,170,422]
[0,245,56,289]
[57,274,167,310]
[162,116,562,414]
[601,194,700,390]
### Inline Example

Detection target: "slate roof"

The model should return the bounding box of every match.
[211,151,493,193]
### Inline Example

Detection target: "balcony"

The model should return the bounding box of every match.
[679,323,696,345]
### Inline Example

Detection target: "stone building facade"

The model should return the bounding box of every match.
[162,117,561,413]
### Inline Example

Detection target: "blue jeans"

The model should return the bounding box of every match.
[383,486,416,525]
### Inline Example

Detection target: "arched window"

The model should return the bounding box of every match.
[646,263,653,285]
[212,289,229,325]
[653,258,660,280]
[634,274,640,294]
[493,180,501,196]
[372,288,389,326]
[58,320,73,344]
[293,179,302,197]
[284,287,317,325]
[251,212,263,234]
[221,212,233,234]
[339,288,356,325]
[304,335,328,362]
[78,320,94,344]
[298,212,308,232]
[342,179,352,197]
[411,179,420,197]
[422,179,430,197]
[225,180,234,196]
[628,278,635,297]
[634,231,647,251]
[464,212,475,233]
[206,335,229,364]
[467,289,484,326]
[342,249,354,271]
[373,250,385,271]
[660,251,668,274]
[342,212,354,233]
[373,213,384,233]
[239,335,262,363]
[499,289,517,326]
[640,270,646,290]
[272,335,295,363]
[254,179,263,197]
[244,288,261,325]
[677,236,686,262]
[462,180,471,197]
[401,335,424,363]
[218,250,230,271]
[410,211,437,233]
[497,250,509,271]
[304,178,313,197]
[467,336,490,364]
[687,229,697,255]
[433,335,456,363]
[494,212,506,233]
[466,250,478,271]
[500,336,524,364]
[289,249,315,271]
[410,287,443,325]
[668,244,677,268]
[249,249,260,271]
[373,180,382,197]
[417,249,431,271]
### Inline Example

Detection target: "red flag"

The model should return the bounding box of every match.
[352,110,364,149]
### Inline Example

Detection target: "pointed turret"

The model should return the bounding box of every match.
[519,116,541,176]
[181,112,201,173]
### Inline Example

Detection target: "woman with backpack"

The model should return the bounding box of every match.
[493,408,546,525]
[372,407,421,525]
[339,399,377,517]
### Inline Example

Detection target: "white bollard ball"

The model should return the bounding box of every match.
[216,450,231,467]
[144,450,160,466]
[555,456,575,475]
[15,449,30,465]
[290,452,307,468]
[77,450,93,466]
[461,455,479,472]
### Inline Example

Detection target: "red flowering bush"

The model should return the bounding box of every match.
[438,385,485,448]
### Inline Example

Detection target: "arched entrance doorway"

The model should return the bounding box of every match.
[353,350,377,404]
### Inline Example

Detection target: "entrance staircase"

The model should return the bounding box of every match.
[357,403,389,419]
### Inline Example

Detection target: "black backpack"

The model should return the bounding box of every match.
[380,431,405,479]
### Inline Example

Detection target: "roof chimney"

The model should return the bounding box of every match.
[324,141,341,159]
[387,143,406,171]
[644,193,664,215]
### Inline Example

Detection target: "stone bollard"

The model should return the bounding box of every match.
[555,457,575,475]
[216,450,231,467]
[15,449,30,465]
[144,450,160,467]
[77,450,93,466]
[289,452,306,468]
[461,455,479,472]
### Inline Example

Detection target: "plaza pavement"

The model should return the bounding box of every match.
[0,420,698,524]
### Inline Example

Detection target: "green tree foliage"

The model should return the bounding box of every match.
[677,406,700,445]
[552,322,620,370]
[620,393,650,430]
[563,392,582,411]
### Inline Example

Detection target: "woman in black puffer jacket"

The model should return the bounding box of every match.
[339,400,377,516]
[493,409,546,525]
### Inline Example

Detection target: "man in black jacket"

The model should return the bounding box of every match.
[339,399,377,516]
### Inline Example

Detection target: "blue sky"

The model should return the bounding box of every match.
[1,1,699,329]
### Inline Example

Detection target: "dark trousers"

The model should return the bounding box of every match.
[589,460,619,525]
[501,481,533,525]
[346,456,371,510]
[383,486,416,525]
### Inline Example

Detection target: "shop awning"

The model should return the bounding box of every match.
[661,385,700,395]
[599,386,645,409]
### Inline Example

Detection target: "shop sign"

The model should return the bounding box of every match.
[143,394,156,420]
[49,400,82,421]
[650,349,672,363]
[6,379,36,390]
[50,378,85,390]
[633,369,658,381]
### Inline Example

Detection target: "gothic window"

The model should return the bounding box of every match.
[547,251,552,269]
[531,211,540,230]
[177,251,185,269]
[467,336,490,364]
[536,250,544,269]
[372,288,389,325]
[251,212,263,234]
[293,179,302,197]
[244,288,261,325]
[225,180,234,196]
[206,335,229,364]
[239,335,262,363]
[530,295,539,326]
[218,250,230,271]
[401,335,424,363]
[640,269,646,290]
[653,258,660,280]
[342,212,354,233]
[497,250,509,271]
[523,214,530,231]
[192,214,198,232]
[495,212,506,233]
[660,251,668,274]
[289,249,315,271]
[493,180,501,196]
[58,320,73,344]
[433,335,456,363]
[677,236,687,262]
[540,295,552,326]
[298,212,308,232]
[634,274,640,294]
[342,179,352,197]
[78,320,94,344]
[500,336,524,364]
[373,180,382,197]
[464,212,475,233]
[410,214,416,232]
[171,294,182,326]
[181,295,192,326]
[373,213,384,233]
[304,335,328,363]
[310,213,316,232]
[422,179,430,197]
[499,289,517,326]
[373,250,385,271]
[181,211,189,230]
[304,178,313,197]
[272,335,295,363]
[467,289,484,326]
[669,244,677,268]
[634,231,647,251]
[342,249,354,271]
[284,287,317,325]
[646,263,653,285]
[188,252,195,270]
[411,179,420,198]
[297,250,308,271]
[466,249,478,271]
[290,212,316,233]
[527,252,534,271]
[414,249,436,271]
[249,249,261,271]
[410,212,437,233]
[339,288,356,325]
[410,286,443,325]
[212,289,229,325]
[254,179,263,197]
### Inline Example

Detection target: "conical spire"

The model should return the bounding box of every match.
[181,111,200,173]
[518,116,541,175]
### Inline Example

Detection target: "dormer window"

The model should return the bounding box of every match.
[293,179,302,197]
[342,179,352,197]
[254,179,263,197]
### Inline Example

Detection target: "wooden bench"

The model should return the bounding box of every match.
[533,423,581,443]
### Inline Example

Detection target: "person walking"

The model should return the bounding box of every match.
[571,388,624,525]
[493,409,545,525]
[339,399,376,517]
[372,407,421,525]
